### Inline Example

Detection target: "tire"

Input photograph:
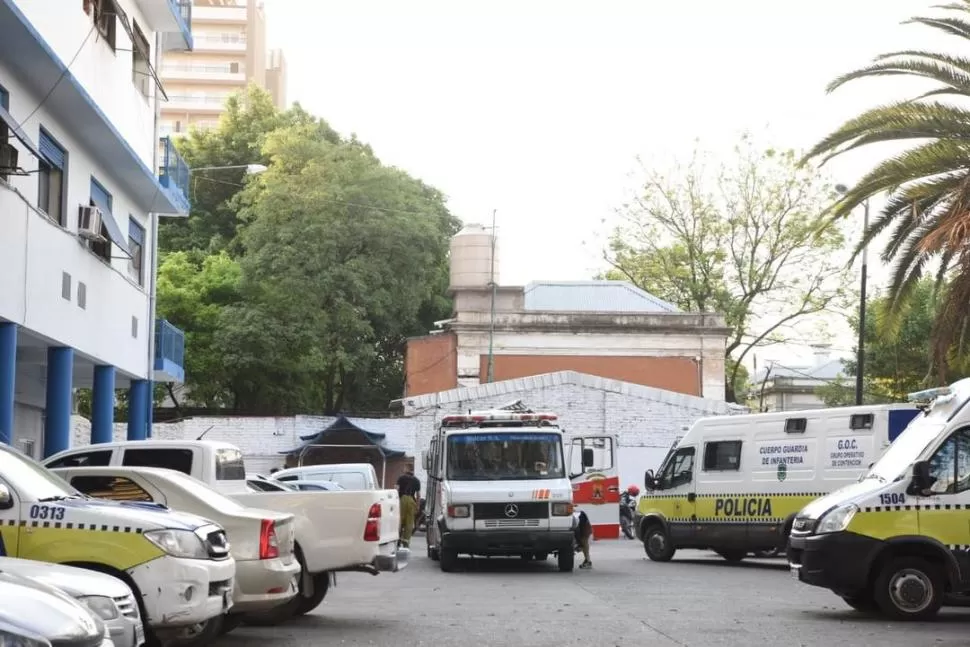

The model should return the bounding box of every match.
[716,550,746,563]
[873,556,945,620]
[842,593,879,613]
[558,548,575,572]
[169,616,223,647]
[643,525,676,562]
[294,573,330,616]
[428,544,440,561]
[440,547,459,572]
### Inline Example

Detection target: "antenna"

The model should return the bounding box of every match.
[196,425,214,441]
[486,208,497,383]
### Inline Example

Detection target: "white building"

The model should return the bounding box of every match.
[750,347,850,412]
[0,0,193,458]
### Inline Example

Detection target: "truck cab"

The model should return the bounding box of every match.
[423,410,582,572]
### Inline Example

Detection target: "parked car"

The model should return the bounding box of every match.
[0,568,108,647]
[246,475,294,492]
[285,480,345,491]
[0,443,235,647]
[46,440,406,626]
[0,556,143,647]
[272,463,379,490]
[50,466,302,632]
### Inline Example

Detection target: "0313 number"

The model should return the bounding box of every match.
[29,505,65,521]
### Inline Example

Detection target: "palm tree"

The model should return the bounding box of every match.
[803,1,970,381]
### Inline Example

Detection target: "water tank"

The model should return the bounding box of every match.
[449,223,500,289]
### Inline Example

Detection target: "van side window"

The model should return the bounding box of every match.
[703,441,742,471]
[659,447,695,489]
[850,414,874,430]
[785,418,807,434]
[70,475,154,502]
[46,450,112,469]
[121,448,193,475]
[927,429,970,495]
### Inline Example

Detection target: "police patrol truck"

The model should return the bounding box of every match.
[789,379,970,620]
[634,403,920,563]
[0,442,236,645]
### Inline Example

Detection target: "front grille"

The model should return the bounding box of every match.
[208,579,232,596]
[113,593,139,618]
[482,519,541,529]
[473,502,549,520]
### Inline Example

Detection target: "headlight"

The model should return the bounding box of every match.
[446,505,470,518]
[0,623,52,647]
[143,529,208,559]
[815,504,859,534]
[551,502,574,516]
[78,596,119,621]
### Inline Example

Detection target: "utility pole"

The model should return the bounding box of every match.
[486,209,497,383]
[855,198,870,406]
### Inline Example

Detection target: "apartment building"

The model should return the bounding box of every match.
[0,0,192,457]
[159,0,287,137]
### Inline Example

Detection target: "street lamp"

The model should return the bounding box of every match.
[835,184,870,406]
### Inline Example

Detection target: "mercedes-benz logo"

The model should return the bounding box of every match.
[504,503,519,518]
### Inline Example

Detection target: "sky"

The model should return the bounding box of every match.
[264,0,940,368]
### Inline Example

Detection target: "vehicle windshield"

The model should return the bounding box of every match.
[0,445,81,501]
[163,469,248,513]
[866,414,946,483]
[446,432,565,481]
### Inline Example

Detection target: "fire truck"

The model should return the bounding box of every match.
[422,408,619,572]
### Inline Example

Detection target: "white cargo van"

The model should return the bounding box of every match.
[634,403,920,563]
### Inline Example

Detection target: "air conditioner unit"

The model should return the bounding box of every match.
[78,205,104,241]
[0,142,18,171]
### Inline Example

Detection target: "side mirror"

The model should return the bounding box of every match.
[907,460,935,496]
[0,483,12,510]
[421,451,430,471]
[644,469,656,491]
[582,448,595,469]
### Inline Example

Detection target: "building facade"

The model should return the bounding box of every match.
[159,0,286,137]
[405,224,731,401]
[749,347,849,412]
[0,0,191,458]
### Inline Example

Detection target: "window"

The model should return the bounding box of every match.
[703,440,742,471]
[37,129,66,226]
[77,282,87,309]
[329,472,367,490]
[121,448,194,475]
[277,475,297,482]
[850,414,874,430]
[85,0,117,51]
[229,62,240,74]
[131,21,151,98]
[88,178,113,262]
[569,436,615,476]
[927,429,970,495]
[659,447,695,489]
[45,450,113,469]
[128,217,144,285]
[70,475,154,502]
[215,448,246,480]
[785,418,807,434]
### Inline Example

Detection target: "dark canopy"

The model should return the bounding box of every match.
[280,415,406,458]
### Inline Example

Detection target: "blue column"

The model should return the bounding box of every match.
[128,379,149,441]
[146,379,154,439]
[91,365,116,444]
[44,347,74,458]
[0,323,17,446]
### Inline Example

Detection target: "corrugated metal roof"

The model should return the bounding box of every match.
[522,281,681,313]
[751,358,849,383]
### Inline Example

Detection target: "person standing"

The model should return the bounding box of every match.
[397,469,420,547]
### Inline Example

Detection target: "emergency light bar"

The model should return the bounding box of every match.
[907,386,954,404]
[440,411,559,427]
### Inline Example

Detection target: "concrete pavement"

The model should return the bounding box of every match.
[222,537,970,646]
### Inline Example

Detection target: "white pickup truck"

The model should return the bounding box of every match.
[44,440,407,623]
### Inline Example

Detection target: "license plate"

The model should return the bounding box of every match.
[134,622,145,647]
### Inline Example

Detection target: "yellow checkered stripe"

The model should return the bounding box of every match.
[642,492,827,499]
[2,519,144,533]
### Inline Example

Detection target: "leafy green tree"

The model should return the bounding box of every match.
[603,136,852,402]
[803,0,970,381]
[214,124,459,414]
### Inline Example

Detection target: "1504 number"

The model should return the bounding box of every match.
[29,505,65,521]
[879,493,906,506]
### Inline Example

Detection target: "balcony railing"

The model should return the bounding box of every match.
[158,136,191,215]
[154,319,186,384]
[167,94,231,105]
[157,0,194,51]
[162,63,243,75]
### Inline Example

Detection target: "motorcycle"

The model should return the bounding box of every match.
[619,492,637,539]
[415,496,427,533]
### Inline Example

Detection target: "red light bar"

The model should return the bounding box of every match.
[440,411,559,426]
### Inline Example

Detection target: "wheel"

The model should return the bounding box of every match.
[841,593,878,613]
[246,557,309,626]
[716,550,746,563]
[440,547,459,572]
[643,525,676,562]
[294,573,331,616]
[558,548,575,572]
[169,616,223,647]
[428,544,440,561]
[873,556,944,620]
